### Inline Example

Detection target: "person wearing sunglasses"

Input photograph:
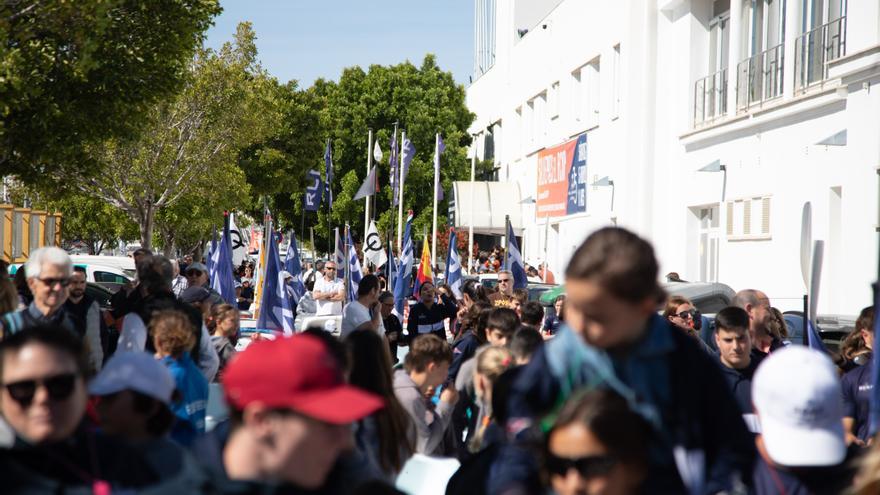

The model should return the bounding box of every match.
[313,261,345,316]
[489,270,517,309]
[662,295,697,333]
[543,389,650,495]
[0,326,161,491]
[0,247,78,339]
[183,261,223,307]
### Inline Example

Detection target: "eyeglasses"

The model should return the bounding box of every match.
[498,278,511,283]
[4,373,78,408]
[185,270,203,276]
[37,277,71,288]
[674,310,696,320]
[545,453,616,479]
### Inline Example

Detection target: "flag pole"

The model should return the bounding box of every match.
[365,129,372,244]
[387,122,399,256]
[396,131,407,254]
[504,214,510,270]
[326,138,333,258]
[468,137,476,275]
[431,132,440,270]
[344,223,351,303]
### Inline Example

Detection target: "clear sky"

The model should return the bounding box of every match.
[205,0,474,89]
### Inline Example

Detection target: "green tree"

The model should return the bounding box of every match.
[69,23,278,251]
[0,0,221,185]
[305,54,475,254]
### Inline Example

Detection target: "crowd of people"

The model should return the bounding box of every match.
[0,226,876,494]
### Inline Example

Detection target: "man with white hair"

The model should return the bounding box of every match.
[170,259,188,298]
[0,247,77,337]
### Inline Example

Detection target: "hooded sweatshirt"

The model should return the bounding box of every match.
[393,369,454,455]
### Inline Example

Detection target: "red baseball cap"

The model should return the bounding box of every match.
[222,334,384,424]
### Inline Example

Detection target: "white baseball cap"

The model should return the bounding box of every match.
[752,346,845,466]
[89,351,176,405]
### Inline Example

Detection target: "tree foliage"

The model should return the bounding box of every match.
[0,0,221,185]
[291,54,475,254]
[67,23,278,251]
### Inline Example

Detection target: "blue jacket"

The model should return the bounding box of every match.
[841,360,873,443]
[491,315,755,494]
[163,354,209,446]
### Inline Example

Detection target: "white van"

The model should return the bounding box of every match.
[10,262,132,292]
[69,255,136,279]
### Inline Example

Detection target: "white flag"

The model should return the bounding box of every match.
[373,140,383,163]
[229,213,247,267]
[362,220,388,269]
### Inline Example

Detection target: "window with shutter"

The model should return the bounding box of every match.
[743,201,752,235]
[726,202,734,235]
[762,197,771,234]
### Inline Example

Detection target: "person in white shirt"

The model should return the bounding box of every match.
[340,275,383,338]
[312,261,345,316]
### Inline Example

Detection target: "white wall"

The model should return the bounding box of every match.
[466,0,880,315]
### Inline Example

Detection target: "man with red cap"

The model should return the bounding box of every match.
[199,333,385,493]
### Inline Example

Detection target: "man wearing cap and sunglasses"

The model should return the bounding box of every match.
[1,247,78,339]
[197,334,384,493]
[184,262,224,307]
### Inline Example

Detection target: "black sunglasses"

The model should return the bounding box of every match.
[185,270,203,276]
[545,453,616,479]
[4,373,78,408]
[674,309,696,320]
[38,277,71,288]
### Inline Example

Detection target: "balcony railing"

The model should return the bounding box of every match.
[694,68,728,127]
[736,43,784,112]
[795,16,846,93]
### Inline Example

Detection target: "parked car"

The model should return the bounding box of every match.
[9,262,133,293]
[69,255,136,279]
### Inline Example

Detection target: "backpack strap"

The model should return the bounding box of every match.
[1,311,24,337]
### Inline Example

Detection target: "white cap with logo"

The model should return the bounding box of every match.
[752,346,845,467]
[89,351,176,405]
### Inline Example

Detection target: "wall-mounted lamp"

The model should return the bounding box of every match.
[815,129,847,146]
[590,176,615,212]
[698,159,727,201]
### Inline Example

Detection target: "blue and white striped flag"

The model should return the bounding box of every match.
[345,229,363,303]
[393,212,414,315]
[390,132,399,207]
[400,138,416,186]
[284,231,306,305]
[334,228,345,269]
[505,220,528,290]
[435,134,446,201]
[444,228,462,299]
[257,231,294,335]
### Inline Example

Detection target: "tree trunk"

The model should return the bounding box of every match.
[138,204,155,251]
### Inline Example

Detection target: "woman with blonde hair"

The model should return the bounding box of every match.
[151,309,208,446]
[469,345,515,453]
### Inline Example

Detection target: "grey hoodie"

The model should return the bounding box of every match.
[393,369,454,456]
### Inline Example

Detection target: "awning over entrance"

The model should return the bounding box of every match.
[451,181,524,235]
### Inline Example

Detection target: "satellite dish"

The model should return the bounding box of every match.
[800,203,812,290]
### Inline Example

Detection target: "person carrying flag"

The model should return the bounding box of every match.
[406,281,457,343]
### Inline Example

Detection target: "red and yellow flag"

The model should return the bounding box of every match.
[413,235,434,296]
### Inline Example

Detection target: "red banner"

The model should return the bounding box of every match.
[537,137,578,218]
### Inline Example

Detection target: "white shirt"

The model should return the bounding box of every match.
[340,300,385,338]
[313,277,344,316]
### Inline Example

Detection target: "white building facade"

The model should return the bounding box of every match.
[465,0,880,314]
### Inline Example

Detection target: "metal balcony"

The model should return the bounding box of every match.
[693,68,728,127]
[795,16,846,93]
[736,43,784,112]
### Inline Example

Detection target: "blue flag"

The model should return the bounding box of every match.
[209,217,237,306]
[444,228,462,299]
[505,221,528,290]
[871,283,880,435]
[205,226,218,275]
[324,140,334,209]
[435,134,445,201]
[390,132,399,207]
[304,169,323,212]
[345,229,363,303]
[284,232,306,305]
[334,228,345,269]
[400,138,416,187]
[393,212,414,315]
[257,231,295,334]
[805,319,828,353]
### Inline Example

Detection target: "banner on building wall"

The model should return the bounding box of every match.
[536,132,587,218]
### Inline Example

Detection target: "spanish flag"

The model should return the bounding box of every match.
[413,235,434,297]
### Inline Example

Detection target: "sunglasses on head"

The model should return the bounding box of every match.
[4,373,78,408]
[545,453,616,479]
